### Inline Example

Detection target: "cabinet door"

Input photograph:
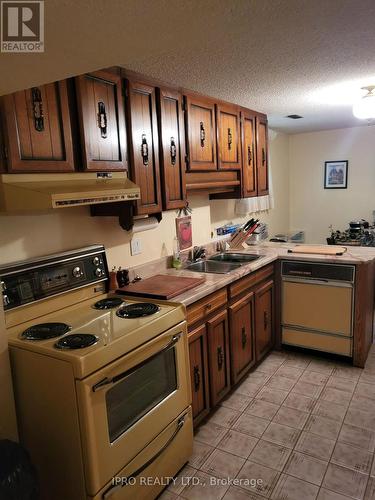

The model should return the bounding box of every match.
[241,109,257,197]
[255,280,274,361]
[216,103,241,170]
[256,115,269,196]
[207,309,231,406]
[229,291,255,384]
[75,70,127,171]
[126,80,162,215]
[185,95,217,171]
[1,81,74,172]
[188,324,210,426]
[157,88,186,210]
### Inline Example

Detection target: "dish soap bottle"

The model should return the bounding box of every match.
[172,237,182,269]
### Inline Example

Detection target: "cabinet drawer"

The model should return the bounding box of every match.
[229,264,274,300]
[187,288,227,327]
[282,327,352,356]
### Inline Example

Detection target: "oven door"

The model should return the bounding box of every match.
[76,321,191,497]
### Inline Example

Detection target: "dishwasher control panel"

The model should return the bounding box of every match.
[281,261,355,283]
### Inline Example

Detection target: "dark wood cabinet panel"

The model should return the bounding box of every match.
[255,279,274,361]
[1,81,74,172]
[157,87,186,210]
[75,70,127,171]
[256,115,269,196]
[229,291,256,384]
[207,309,231,406]
[188,324,210,426]
[217,103,241,170]
[241,109,257,197]
[185,95,217,171]
[126,80,162,215]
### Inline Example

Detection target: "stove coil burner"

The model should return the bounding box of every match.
[116,303,160,319]
[22,322,71,340]
[55,334,98,350]
[93,297,123,310]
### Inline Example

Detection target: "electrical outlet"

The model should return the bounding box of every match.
[130,238,142,256]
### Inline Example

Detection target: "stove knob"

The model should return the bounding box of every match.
[93,257,100,266]
[95,268,103,277]
[72,266,82,278]
[3,294,10,306]
[1,281,6,292]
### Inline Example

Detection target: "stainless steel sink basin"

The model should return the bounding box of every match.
[186,260,242,274]
[209,252,262,263]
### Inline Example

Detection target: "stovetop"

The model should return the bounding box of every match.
[7,294,185,379]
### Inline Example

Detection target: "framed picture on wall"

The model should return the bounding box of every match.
[324,160,348,189]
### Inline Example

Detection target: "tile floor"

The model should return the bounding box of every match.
[161,345,375,500]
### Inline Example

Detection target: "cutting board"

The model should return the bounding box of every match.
[116,274,206,300]
[288,245,347,256]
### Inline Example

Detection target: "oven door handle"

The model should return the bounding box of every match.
[102,412,188,499]
[92,333,181,392]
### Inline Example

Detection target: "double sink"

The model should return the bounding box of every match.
[186,252,262,274]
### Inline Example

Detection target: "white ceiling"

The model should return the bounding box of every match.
[1,0,375,133]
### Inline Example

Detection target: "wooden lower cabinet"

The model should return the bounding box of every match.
[229,291,256,384]
[207,309,231,406]
[254,279,274,361]
[188,324,210,425]
[187,271,274,427]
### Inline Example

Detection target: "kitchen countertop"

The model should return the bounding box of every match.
[164,243,375,306]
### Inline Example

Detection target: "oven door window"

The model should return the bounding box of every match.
[106,346,177,443]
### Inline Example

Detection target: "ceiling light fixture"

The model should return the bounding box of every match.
[353,85,375,119]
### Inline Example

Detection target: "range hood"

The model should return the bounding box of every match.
[0,172,140,211]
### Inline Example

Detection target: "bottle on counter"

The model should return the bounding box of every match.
[109,267,118,291]
[172,237,182,269]
[117,267,130,288]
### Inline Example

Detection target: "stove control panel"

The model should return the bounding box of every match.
[0,245,108,310]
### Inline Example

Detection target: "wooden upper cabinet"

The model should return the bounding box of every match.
[229,291,256,384]
[216,103,241,170]
[75,70,127,171]
[256,115,269,196]
[126,80,162,215]
[184,95,217,171]
[1,81,75,172]
[157,88,186,210]
[207,309,231,406]
[241,109,257,197]
[255,279,274,361]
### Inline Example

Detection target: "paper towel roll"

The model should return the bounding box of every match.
[132,216,159,233]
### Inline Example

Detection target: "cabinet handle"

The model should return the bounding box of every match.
[217,346,224,370]
[193,365,200,392]
[264,311,268,330]
[241,326,247,348]
[247,145,252,165]
[262,147,266,165]
[31,87,44,132]
[200,122,206,147]
[97,101,108,138]
[170,136,177,165]
[204,303,212,312]
[228,128,232,150]
[141,134,149,166]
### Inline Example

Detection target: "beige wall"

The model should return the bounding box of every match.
[289,125,375,243]
[0,131,290,268]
